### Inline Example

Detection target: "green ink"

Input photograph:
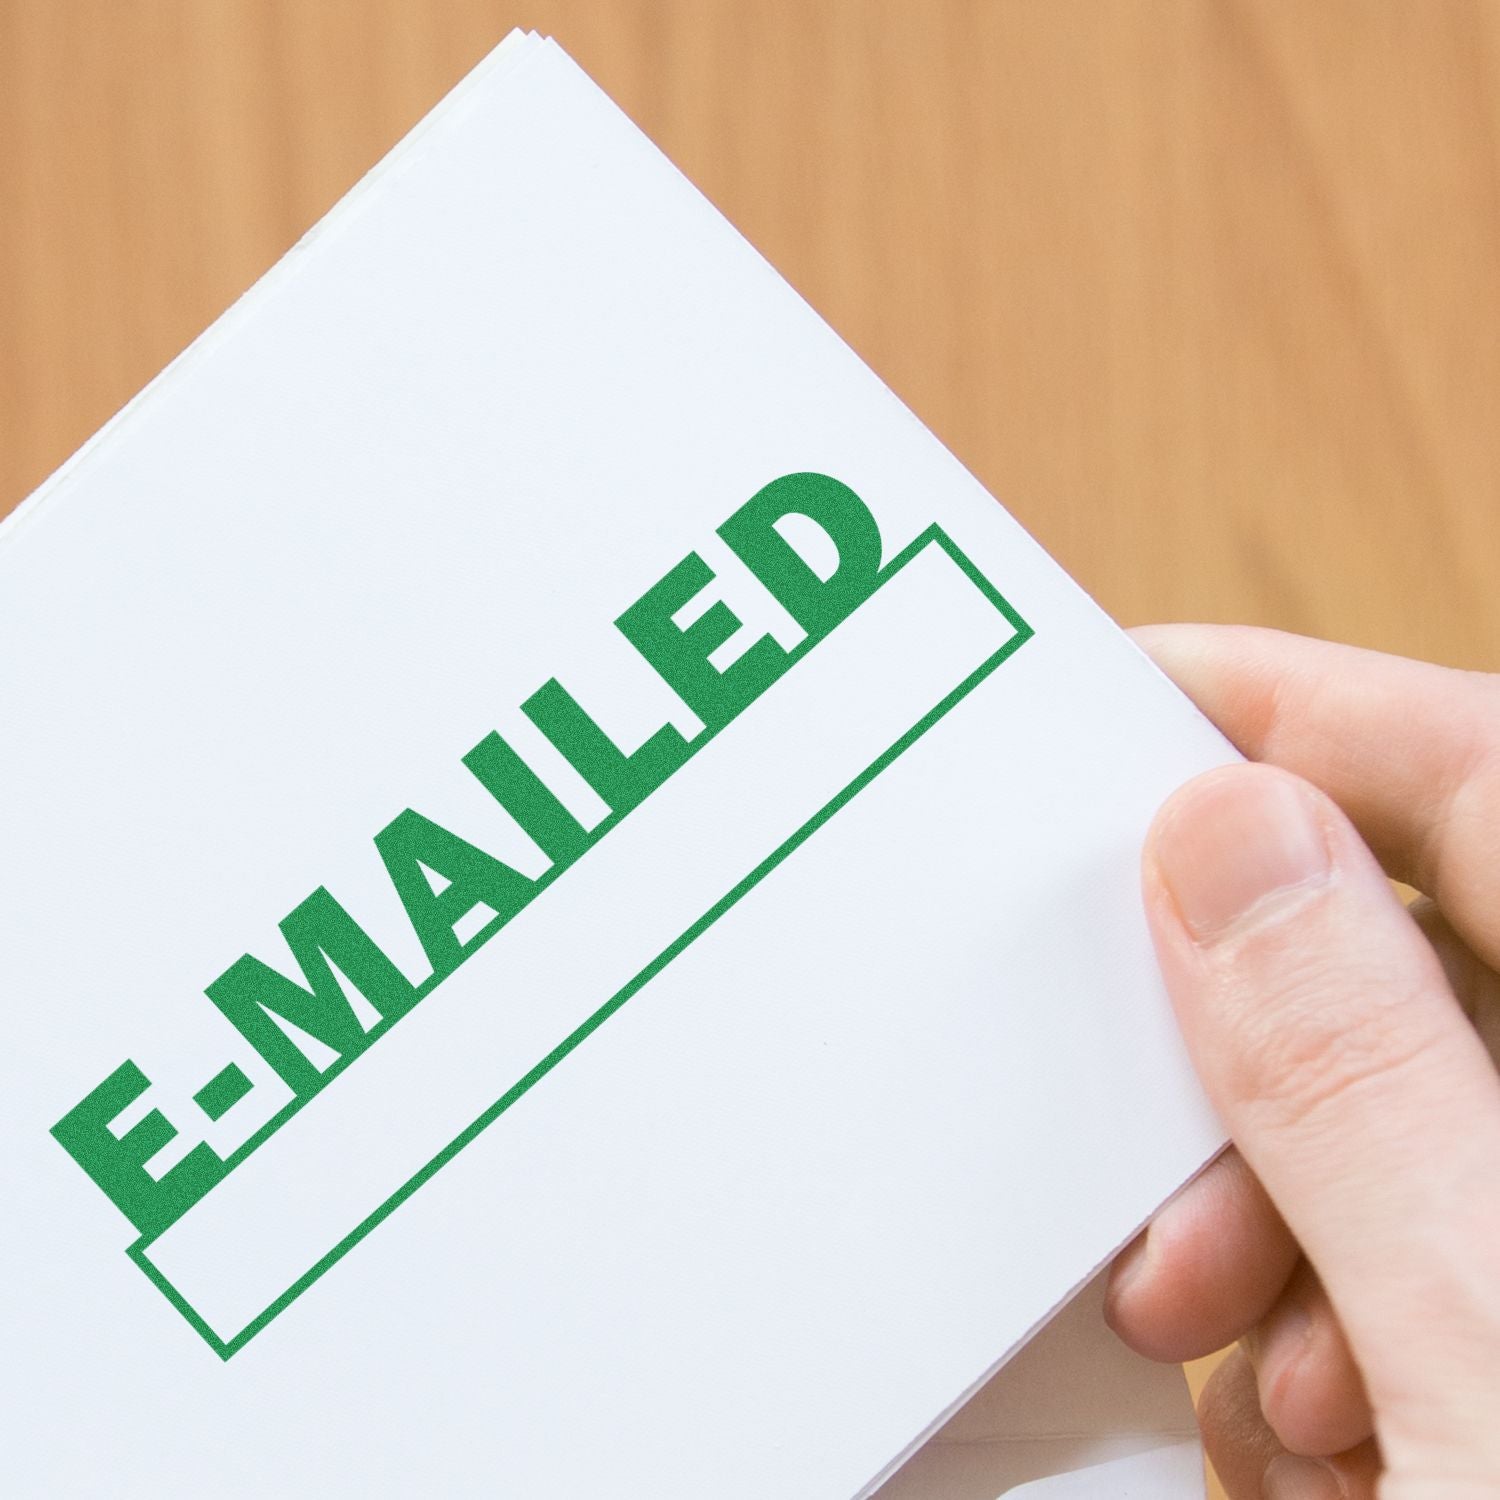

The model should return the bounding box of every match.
[522,677,691,816]
[462,731,593,868]
[376,809,539,976]
[719,471,883,641]
[192,1063,254,1123]
[205,887,419,1101]
[48,475,1035,1358]
[52,1061,229,1238]
[616,551,790,732]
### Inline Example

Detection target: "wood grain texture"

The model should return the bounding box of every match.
[3,0,1497,667]
[3,4,1498,1495]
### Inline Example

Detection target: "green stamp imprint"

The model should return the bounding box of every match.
[50,473,1032,1357]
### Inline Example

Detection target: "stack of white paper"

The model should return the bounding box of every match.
[0,31,1227,1497]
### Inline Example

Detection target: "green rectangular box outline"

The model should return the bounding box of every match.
[127,523,1033,1359]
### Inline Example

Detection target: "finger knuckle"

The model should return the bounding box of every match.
[1227,974,1443,1140]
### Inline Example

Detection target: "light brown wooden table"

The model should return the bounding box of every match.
[4,4,1498,1495]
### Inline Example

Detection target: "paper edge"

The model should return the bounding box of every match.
[0,27,544,561]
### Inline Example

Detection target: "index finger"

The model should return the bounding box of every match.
[1131,624,1500,971]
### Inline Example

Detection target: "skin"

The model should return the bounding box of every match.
[1104,625,1500,1500]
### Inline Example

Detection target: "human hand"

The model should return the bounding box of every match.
[1105,626,1500,1500]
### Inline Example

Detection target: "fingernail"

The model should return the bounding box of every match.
[1153,771,1331,942]
[1104,1232,1151,1317]
[1263,1453,1344,1500]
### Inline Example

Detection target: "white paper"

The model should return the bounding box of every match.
[875,1271,1203,1497]
[0,32,1225,1497]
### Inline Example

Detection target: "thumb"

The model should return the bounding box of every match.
[1145,763,1500,1477]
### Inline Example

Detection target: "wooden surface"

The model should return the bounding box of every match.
[4,3,1499,1494]
[3,0,1497,669]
